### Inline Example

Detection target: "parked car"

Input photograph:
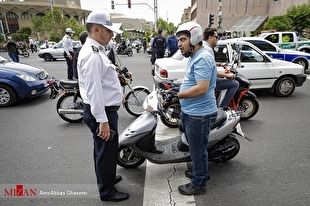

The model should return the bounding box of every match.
[39,41,57,50]
[38,41,81,61]
[0,56,50,107]
[153,39,307,97]
[239,37,310,72]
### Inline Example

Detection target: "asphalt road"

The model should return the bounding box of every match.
[1,50,310,206]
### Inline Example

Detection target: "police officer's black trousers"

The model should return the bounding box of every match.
[83,106,119,198]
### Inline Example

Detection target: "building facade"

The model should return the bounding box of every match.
[0,0,89,35]
[187,0,310,36]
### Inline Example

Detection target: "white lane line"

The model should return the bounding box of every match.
[143,120,195,206]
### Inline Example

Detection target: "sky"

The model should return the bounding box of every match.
[80,0,191,26]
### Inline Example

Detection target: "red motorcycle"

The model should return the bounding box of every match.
[216,62,259,120]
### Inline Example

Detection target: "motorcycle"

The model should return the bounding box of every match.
[117,90,246,169]
[17,42,30,58]
[116,44,133,57]
[217,46,259,120]
[47,50,150,123]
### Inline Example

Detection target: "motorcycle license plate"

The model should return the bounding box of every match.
[236,123,244,137]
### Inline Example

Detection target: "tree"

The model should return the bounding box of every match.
[156,18,176,37]
[264,4,310,36]
[286,4,310,36]
[31,8,84,42]
[263,15,290,31]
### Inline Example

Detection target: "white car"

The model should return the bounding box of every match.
[153,39,307,97]
[38,41,81,61]
[39,41,57,50]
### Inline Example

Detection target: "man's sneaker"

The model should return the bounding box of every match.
[178,183,206,196]
[185,169,210,180]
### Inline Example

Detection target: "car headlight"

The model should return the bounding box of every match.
[37,69,49,79]
[16,73,36,81]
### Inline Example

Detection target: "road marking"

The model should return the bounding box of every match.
[143,120,195,206]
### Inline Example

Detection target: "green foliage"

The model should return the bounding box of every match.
[156,18,176,37]
[264,4,310,36]
[19,27,32,36]
[263,15,290,31]
[31,8,82,42]
[286,4,310,36]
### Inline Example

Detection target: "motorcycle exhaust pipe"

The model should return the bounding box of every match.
[58,109,83,115]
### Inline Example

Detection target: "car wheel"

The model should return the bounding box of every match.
[274,76,295,97]
[0,84,17,107]
[293,58,308,73]
[43,54,52,61]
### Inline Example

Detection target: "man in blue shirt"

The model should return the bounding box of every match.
[166,30,178,57]
[176,22,218,196]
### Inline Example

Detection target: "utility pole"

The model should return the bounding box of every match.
[217,0,223,33]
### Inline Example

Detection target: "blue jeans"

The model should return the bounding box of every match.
[216,78,239,109]
[9,53,19,62]
[181,111,217,189]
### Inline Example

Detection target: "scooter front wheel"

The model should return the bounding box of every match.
[117,146,145,168]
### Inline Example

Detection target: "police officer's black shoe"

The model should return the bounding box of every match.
[114,175,122,185]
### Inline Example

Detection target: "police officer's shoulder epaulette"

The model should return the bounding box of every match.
[91,45,99,52]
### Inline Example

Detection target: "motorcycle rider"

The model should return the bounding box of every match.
[118,38,127,54]
[176,22,218,196]
[203,27,239,110]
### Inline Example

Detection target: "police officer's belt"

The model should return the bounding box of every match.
[84,104,120,112]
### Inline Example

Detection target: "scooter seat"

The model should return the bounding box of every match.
[59,79,79,89]
[211,109,227,129]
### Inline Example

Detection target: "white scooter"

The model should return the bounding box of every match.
[117,90,246,168]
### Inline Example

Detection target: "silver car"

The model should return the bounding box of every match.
[38,41,81,61]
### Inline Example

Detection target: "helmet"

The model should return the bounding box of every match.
[176,22,203,46]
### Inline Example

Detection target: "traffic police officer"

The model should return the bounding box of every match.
[77,11,128,202]
[63,28,75,80]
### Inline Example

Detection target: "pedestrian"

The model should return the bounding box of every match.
[62,28,75,80]
[203,27,239,110]
[29,37,35,53]
[72,31,88,79]
[220,31,227,40]
[175,22,218,196]
[77,10,129,202]
[142,38,147,53]
[152,29,166,59]
[3,33,19,62]
[150,34,156,64]
[45,37,49,48]
[166,30,178,57]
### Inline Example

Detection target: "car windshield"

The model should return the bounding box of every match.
[0,56,9,63]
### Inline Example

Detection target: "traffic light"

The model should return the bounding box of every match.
[2,21,7,33]
[208,13,214,27]
[111,0,115,10]
[128,0,131,9]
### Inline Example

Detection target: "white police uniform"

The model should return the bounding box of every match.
[77,37,122,123]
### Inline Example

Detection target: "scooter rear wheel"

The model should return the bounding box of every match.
[117,146,145,168]
[124,87,150,117]
[238,97,259,120]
